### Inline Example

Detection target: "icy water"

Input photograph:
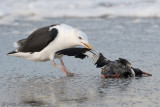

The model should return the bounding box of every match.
[0,18,160,107]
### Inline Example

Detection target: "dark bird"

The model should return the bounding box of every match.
[7,24,93,76]
[56,48,152,78]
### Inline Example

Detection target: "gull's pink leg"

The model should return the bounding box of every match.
[52,60,74,76]
[52,61,66,73]
[60,59,74,76]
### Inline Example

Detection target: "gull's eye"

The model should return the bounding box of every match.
[79,37,82,40]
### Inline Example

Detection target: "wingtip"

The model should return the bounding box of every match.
[7,51,17,55]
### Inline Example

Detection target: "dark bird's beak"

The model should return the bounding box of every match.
[142,71,152,77]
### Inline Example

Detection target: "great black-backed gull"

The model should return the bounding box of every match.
[56,48,152,78]
[7,24,93,76]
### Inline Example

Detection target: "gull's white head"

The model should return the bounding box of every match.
[72,29,93,50]
[58,24,93,50]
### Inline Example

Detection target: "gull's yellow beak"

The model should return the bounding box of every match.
[81,42,93,50]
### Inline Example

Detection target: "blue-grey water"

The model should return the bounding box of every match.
[0,18,160,107]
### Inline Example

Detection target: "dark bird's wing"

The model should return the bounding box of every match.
[18,25,58,53]
[56,48,91,59]
[117,58,132,67]
[57,48,109,67]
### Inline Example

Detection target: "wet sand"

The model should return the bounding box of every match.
[0,17,160,107]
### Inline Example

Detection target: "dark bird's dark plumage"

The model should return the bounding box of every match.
[97,57,152,78]
[56,48,91,59]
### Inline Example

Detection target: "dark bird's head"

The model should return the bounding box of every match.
[95,53,109,68]
[132,68,152,77]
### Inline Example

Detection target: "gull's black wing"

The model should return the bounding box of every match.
[18,25,58,53]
